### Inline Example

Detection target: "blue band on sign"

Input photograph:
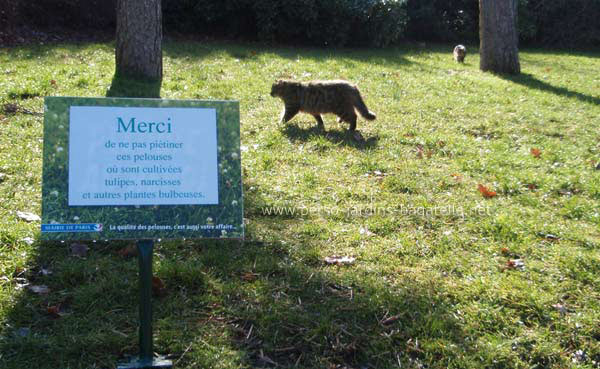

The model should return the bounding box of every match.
[41,224,103,233]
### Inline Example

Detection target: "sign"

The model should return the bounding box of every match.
[41,97,243,240]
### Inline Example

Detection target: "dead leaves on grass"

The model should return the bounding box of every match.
[2,102,42,116]
[117,244,138,258]
[380,314,402,326]
[477,184,497,198]
[152,276,167,297]
[503,259,525,271]
[241,272,259,282]
[46,303,69,318]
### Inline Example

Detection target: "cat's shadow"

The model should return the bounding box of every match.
[281,122,379,150]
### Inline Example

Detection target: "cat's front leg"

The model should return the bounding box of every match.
[281,105,299,123]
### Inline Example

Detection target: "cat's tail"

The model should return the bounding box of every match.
[353,92,376,121]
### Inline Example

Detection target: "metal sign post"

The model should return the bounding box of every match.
[117,240,172,369]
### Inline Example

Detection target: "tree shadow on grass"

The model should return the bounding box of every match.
[0,177,469,369]
[281,122,380,150]
[163,41,415,69]
[501,72,600,106]
[106,73,162,99]
[167,239,467,368]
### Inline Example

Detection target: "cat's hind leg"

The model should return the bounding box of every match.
[339,111,358,131]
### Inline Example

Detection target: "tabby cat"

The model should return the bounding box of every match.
[270,79,376,131]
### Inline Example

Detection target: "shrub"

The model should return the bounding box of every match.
[518,0,600,47]
[405,0,479,42]
[4,0,599,47]
[18,0,116,30]
[163,0,408,47]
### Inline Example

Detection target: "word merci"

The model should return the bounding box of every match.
[117,117,172,133]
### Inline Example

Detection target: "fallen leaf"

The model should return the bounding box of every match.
[477,184,497,198]
[46,304,63,318]
[381,314,401,325]
[530,148,542,158]
[117,244,137,258]
[152,276,167,297]
[16,211,41,222]
[324,256,356,265]
[241,272,259,282]
[70,243,88,258]
[527,183,537,190]
[500,247,510,255]
[13,266,25,277]
[416,145,424,159]
[50,79,57,86]
[28,285,50,294]
[505,259,525,271]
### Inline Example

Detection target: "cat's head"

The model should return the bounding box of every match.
[270,79,286,97]
[453,45,466,58]
[270,79,297,98]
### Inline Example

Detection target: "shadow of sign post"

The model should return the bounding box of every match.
[41,97,244,368]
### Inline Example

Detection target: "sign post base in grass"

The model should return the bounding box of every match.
[117,240,172,369]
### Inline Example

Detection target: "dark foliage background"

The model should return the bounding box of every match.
[1,0,598,47]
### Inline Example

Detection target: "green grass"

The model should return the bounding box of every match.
[0,41,599,368]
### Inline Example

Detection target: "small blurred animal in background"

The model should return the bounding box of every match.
[453,45,466,63]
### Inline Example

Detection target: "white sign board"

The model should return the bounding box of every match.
[68,106,218,206]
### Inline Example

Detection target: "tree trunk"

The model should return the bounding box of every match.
[479,0,520,74]
[115,0,162,81]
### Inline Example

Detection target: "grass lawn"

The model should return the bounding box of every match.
[0,40,599,368]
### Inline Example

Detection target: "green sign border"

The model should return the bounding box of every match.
[41,96,244,240]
